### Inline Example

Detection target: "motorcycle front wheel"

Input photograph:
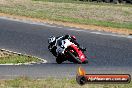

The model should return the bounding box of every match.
[66,51,82,64]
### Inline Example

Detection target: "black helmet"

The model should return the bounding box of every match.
[48,36,56,44]
[64,34,71,39]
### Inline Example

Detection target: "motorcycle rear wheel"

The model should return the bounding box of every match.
[56,57,63,64]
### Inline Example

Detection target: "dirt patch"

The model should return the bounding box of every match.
[0,13,132,35]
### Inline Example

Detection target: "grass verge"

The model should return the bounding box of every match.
[0,50,42,64]
[0,77,131,88]
[0,55,42,64]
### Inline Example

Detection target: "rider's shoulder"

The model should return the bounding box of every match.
[56,36,63,39]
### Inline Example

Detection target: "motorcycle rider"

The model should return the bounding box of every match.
[48,34,86,57]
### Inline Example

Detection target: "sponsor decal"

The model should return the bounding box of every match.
[76,66,131,85]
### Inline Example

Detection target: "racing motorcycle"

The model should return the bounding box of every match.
[48,37,88,64]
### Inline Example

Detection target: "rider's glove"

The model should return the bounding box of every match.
[61,45,65,49]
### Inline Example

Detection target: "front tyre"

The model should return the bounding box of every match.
[67,51,82,64]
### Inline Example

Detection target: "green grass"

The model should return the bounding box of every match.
[0,55,42,64]
[0,0,132,30]
[0,77,131,88]
[50,16,132,29]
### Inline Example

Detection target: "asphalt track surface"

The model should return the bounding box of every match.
[0,17,132,78]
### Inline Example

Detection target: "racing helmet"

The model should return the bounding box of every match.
[64,34,71,39]
[48,36,56,44]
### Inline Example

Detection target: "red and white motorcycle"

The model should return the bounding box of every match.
[48,37,88,64]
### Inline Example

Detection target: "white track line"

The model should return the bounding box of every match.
[0,16,132,39]
[90,32,132,39]
[0,48,47,65]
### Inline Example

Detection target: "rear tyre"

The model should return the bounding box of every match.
[56,57,63,64]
